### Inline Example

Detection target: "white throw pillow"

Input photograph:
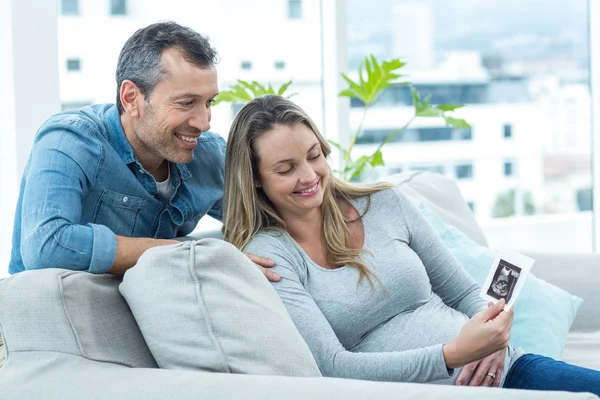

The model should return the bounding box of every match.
[120,239,321,377]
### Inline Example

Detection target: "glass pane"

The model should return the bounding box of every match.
[110,0,127,15]
[288,0,303,19]
[61,0,78,15]
[66,58,81,71]
[346,0,591,253]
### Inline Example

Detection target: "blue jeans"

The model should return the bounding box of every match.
[504,354,600,395]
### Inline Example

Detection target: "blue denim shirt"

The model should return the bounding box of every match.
[9,104,225,275]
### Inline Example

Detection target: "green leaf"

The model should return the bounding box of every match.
[369,150,385,168]
[437,104,465,111]
[277,80,293,96]
[347,155,370,181]
[340,55,406,106]
[214,79,296,106]
[327,140,349,159]
[444,116,471,129]
[416,107,442,117]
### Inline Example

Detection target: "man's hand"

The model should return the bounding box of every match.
[456,348,506,387]
[109,236,179,275]
[244,252,280,282]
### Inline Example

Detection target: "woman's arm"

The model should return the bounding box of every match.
[245,235,455,383]
[393,189,487,317]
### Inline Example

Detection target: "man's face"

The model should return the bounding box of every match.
[133,49,219,165]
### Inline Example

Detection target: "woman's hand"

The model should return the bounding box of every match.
[443,298,513,369]
[244,252,280,282]
[456,348,506,387]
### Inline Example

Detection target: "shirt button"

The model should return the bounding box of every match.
[122,196,129,203]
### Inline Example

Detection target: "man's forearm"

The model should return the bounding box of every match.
[109,235,178,275]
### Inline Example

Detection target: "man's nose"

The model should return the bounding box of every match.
[188,107,210,132]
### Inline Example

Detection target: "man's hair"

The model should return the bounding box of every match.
[115,21,218,114]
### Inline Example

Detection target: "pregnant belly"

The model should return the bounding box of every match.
[351,295,469,353]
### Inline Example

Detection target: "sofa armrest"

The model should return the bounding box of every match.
[524,252,600,332]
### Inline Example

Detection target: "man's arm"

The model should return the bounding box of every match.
[19,123,172,274]
[109,236,178,275]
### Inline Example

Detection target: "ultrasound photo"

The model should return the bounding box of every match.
[485,259,522,303]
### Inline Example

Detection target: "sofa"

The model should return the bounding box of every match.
[0,171,598,400]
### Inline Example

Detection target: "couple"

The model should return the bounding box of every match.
[10,21,600,395]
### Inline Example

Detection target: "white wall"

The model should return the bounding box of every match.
[0,0,60,277]
[58,0,325,135]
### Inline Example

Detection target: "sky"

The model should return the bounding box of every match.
[347,0,588,63]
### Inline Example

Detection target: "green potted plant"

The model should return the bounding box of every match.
[215,55,469,182]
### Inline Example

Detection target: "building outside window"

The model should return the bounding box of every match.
[504,124,513,138]
[504,161,514,177]
[576,188,593,211]
[61,0,79,15]
[467,201,475,212]
[110,0,127,15]
[66,58,81,72]
[288,0,302,19]
[455,164,474,179]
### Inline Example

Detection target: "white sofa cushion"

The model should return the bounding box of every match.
[387,171,489,246]
[119,239,321,376]
[0,269,157,368]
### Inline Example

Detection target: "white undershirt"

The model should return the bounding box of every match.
[155,164,172,203]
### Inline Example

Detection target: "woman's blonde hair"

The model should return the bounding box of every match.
[223,95,393,288]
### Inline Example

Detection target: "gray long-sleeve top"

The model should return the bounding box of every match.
[244,188,522,385]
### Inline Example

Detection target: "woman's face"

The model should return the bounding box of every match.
[255,123,329,219]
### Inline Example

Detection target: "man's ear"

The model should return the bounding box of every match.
[120,80,142,118]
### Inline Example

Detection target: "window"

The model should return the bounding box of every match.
[356,127,472,145]
[61,0,79,15]
[504,161,513,177]
[240,61,252,70]
[66,58,81,71]
[455,164,473,179]
[288,0,302,19]
[467,201,475,212]
[503,124,513,139]
[576,188,593,211]
[412,165,445,175]
[275,61,286,70]
[110,0,127,15]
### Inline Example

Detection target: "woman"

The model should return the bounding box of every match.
[223,95,600,394]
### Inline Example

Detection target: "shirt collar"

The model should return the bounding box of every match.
[106,105,137,165]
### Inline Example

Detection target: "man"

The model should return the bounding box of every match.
[9,21,278,280]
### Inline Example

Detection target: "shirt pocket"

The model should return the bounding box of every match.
[93,190,149,237]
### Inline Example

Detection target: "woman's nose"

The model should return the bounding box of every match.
[298,162,317,183]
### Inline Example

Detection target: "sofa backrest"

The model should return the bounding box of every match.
[387,171,488,246]
[0,269,157,368]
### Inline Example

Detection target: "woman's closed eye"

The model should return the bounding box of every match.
[277,165,295,175]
